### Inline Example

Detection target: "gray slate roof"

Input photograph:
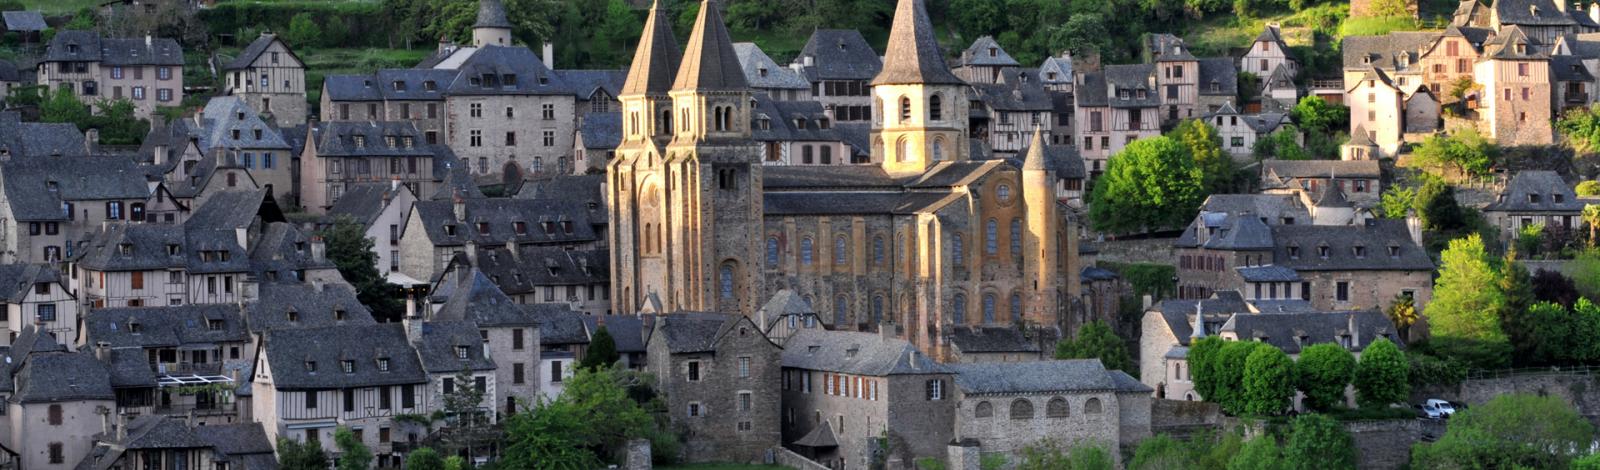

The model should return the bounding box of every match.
[1077,64,1159,108]
[947,326,1041,354]
[411,197,600,246]
[752,95,846,143]
[578,112,622,150]
[1341,32,1439,71]
[45,30,183,65]
[795,29,881,81]
[874,0,963,86]
[521,303,590,345]
[13,351,114,403]
[1199,58,1238,96]
[474,0,513,28]
[673,0,747,92]
[949,359,1136,394]
[245,283,376,333]
[197,97,292,151]
[0,264,62,304]
[1262,159,1381,179]
[1272,220,1434,272]
[960,36,1020,67]
[446,45,568,96]
[261,323,426,389]
[781,329,949,376]
[621,0,680,96]
[0,111,85,157]
[223,33,296,71]
[1,155,148,221]
[735,43,810,90]
[1237,265,1301,282]
[310,121,438,157]
[558,69,627,101]
[1495,0,1576,26]
[652,312,744,354]
[326,183,413,228]
[84,305,248,349]
[413,320,496,373]
[1221,310,1398,353]
[432,266,534,327]
[582,315,647,353]
[2,11,45,32]
[1204,215,1275,250]
[970,69,1052,111]
[1486,170,1586,213]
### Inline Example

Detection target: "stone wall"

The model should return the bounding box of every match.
[1343,419,1420,470]
[773,446,831,470]
[1149,399,1221,439]
[1091,238,1179,266]
[1417,371,1600,417]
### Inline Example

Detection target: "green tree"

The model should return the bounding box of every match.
[1558,104,1600,155]
[40,87,88,126]
[322,16,350,48]
[1577,249,1600,300]
[1016,440,1113,470]
[1289,96,1349,136]
[1252,125,1309,160]
[579,326,620,370]
[1213,340,1266,413]
[1413,178,1466,232]
[404,447,445,470]
[1054,320,1136,374]
[1187,336,1225,401]
[1412,394,1595,469]
[1046,13,1111,57]
[65,7,95,30]
[1377,185,1415,219]
[89,99,151,145]
[1498,252,1537,363]
[501,366,670,467]
[1584,205,1600,247]
[318,216,404,321]
[1430,234,1508,343]
[4,84,44,108]
[1532,268,1581,308]
[1241,345,1295,415]
[589,0,641,67]
[1170,119,1237,194]
[1353,338,1408,408]
[1284,414,1355,470]
[276,437,328,470]
[1129,434,1194,470]
[949,0,1005,42]
[1384,294,1418,340]
[442,366,485,423]
[285,13,321,49]
[1294,344,1355,412]
[1088,136,1207,234]
[1575,452,1600,470]
[1524,301,1583,365]
[442,456,466,470]
[334,427,372,470]
[1410,129,1496,178]
[1578,181,1600,197]
[1516,223,1545,257]
[1227,436,1286,470]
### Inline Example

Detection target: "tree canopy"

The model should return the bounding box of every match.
[318,215,404,321]
[1088,136,1207,234]
[1240,345,1295,415]
[403,447,445,470]
[579,326,620,370]
[1054,320,1136,374]
[1170,119,1239,194]
[500,366,675,468]
[1284,414,1355,470]
[276,437,329,470]
[1429,234,1508,344]
[1558,104,1600,155]
[1410,129,1496,178]
[1353,337,1408,408]
[335,427,373,470]
[1294,343,1355,412]
[1412,394,1595,469]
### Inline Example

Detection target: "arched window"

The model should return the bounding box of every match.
[1084,398,1102,414]
[1009,399,1034,420]
[899,96,912,123]
[952,233,964,266]
[661,109,672,134]
[801,238,814,265]
[996,184,1012,202]
[766,237,780,266]
[974,401,993,418]
[834,236,848,264]
[1046,397,1070,418]
[821,145,833,164]
[1010,218,1023,257]
[873,237,886,265]
[983,294,996,324]
[985,219,999,254]
[871,296,885,323]
[874,98,883,125]
[931,138,945,161]
[930,93,943,121]
[952,293,967,324]
[834,296,848,326]
[1010,293,1023,323]
[643,223,654,254]
[720,264,736,299]
[896,137,910,162]
[872,137,884,160]
[680,109,690,133]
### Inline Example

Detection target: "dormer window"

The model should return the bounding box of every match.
[166,244,180,255]
[128,321,142,333]
[1388,245,1401,257]
[818,118,831,129]
[1288,246,1301,259]
[341,360,354,373]
[46,181,57,191]
[469,76,481,86]
[562,221,573,234]
[254,129,262,140]
[377,358,390,371]
[1137,89,1147,99]
[541,221,554,234]
[353,135,366,148]
[207,319,222,330]
[504,74,517,86]
[988,47,997,57]
[514,222,527,234]
[118,243,133,255]
[758,67,769,77]
[305,361,317,372]
[1318,246,1330,259]
[287,310,300,323]
[67,44,79,54]
[444,224,457,236]
[393,81,406,91]
[1529,193,1542,203]
[1118,89,1130,100]
[1516,43,1528,55]
[477,222,490,234]
[1555,194,1565,203]
[424,80,437,91]
[1353,246,1367,258]
[455,346,469,359]
[335,309,347,321]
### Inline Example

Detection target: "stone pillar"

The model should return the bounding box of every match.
[625,438,652,470]
[948,439,981,470]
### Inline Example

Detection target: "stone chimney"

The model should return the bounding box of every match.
[237,274,260,306]
[1347,312,1360,348]
[309,236,326,263]
[542,42,555,67]
[390,175,401,192]
[403,288,425,343]
[1190,301,1206,340]
[84,128,98,154]
[93,341,110,362]
[1591,2,1599,23]
[464,239,478,265]
[144,35,152,47]
[1404,209,1423,247]
[453,191,467,221]
[507,240,520,262]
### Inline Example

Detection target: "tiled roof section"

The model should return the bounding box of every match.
[873,0,963,86]
[413,320,496,373]
[105,348,155,388]
[447,46,568,95]
[1078,64,1159,108]
[1486,170,1586,212]
[432,166,487,201]
[558,69,627,100]
[432,266,530,326]
[1554,54,1597,82]
[622,0,681,95]
[1486,26,1550,60]
[947,326,1041,354]
[310,121,437,157]
[758,165,902,189]
[0,155,148,221]
[673,0,747,91]
[752,95,846,143]
[0,326,63,393]
[522,304,590,345]
[514,174,607,215]
[84,305,248,349]
[1204,214,1275,250]
[245,283,376,333]
[1340,32,1439,70]
[1154,296,1251,345]
[971,69,1052,111]
[326,183,412,228]
[121,416,211,449]
[960,36,1020,67]
[1199,58,1238,96]
[13,351,114,402]
[322,74,383,101]
[1237,265,1300,282]
[653,312,742,353]
[1110,369,1154,393]
[0,59,20,83]
[249,222,338,281]
[1495,0,1576,26]
[735,43,809,90]
[224,33,294,71]
[1566,33,1600,57]
[949,359,1119,394]
[412,197,599,246]
[782,329,949,376]
[375,68,457,101]
[1148,33,1197,62]
[795,29,881,81]
[196,97,293,151]
[578,112,622,149]
[1081,266,1118,282]
[764,191,960,216]
[187,189,280,231]
[757,290,812,325]
[45,30,184,65]
[478,245,607,295]
[199,423,276,456]
[1038,54,1073,84]
[1222,310,1399,353]
[2,11,45,32]
[583,315,647,353]
[72,224,187,271]
[906,160,1001,188]
[474,0,513,28]
[0,264,62,303]
[1178,194,1312,248]
[1015,139,1084,179]
[1253,24,1289,49]
[262,323,426,389]
[1262,159,1381,179]
[1272,220,1434,271]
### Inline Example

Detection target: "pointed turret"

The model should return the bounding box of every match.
[672,0,747,91]
[472,0,513,47]
[621,0,681,96]
[1022,127,1049,171]
[873,0,963,86]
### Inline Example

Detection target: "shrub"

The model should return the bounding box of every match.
[1295,344,1356,412]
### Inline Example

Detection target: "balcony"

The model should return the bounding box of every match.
[156,362,223,376]
[155,401,238,416]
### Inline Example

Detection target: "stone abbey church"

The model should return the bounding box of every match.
[607,0,1082,358]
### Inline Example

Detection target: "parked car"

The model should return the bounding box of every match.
[1417,403,1444,419]
[1424,399,1457,418]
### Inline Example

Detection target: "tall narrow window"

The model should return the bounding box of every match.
[873,237,886,265]
[983,294,996,323]
[1010,294,1023,322]
[952,294,967,324]
[834,296,848,326]
[720,264,736,299]
[1010,218,1023,257]
[801,238,814,265]
[834,236,848,264]
[985,219,999,254]
[952,234,965,265]
[766,237,780,266]
[872,296,885,324]
[929,94,943,121]
[899,96,912,123]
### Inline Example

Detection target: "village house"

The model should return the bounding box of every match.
[397,194,603,285]
[0,327,116,470]
[428,264,545,414]
[1260,159,1384,207]
[752,94,856,165]
[73,417,277,470]
[1241,24,1296,78]
[182,97,297,203]
[37,31,183,119]
[324,181,419,275]
[0,264,76,346]
[949,359,1151,466]
[791,29,881,124]
[1477,27,1556,145]
[223,31,308,126]
[1205,102,1294,160]
[0,155,150,264]
[1074,64,1161,174]
[1484,170,1589,242]
[80,304,251,424]
[299,121,448,214]
[944,325,1045,363]
[646,312,782,463]
[736,43,811,101]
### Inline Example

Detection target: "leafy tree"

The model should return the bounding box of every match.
[1016,440,1113,470]
[442,366,485,423]
[323,16,350,49]
[579,326,620,370]
[4,84,44,108]
[1353,338,1408,408]
[1559,104,1600,155]
[1241,345,1295,415]
[949,0,1005,41]
[1446,76,1477,103]
[1227,436,1286,470]
[1532,269,1581,308]
[1584,205,1600,247]
[1384,294,1418,341]
[1213,340,1266,414]
[404,447,445,470]
[318,216,404,321]
[40,87,88,126]
[725,0,784,33]
[1578,181,1600,197]
[443,456,466,470]
[1054,320,1135,374]
[1377,185,1416,219]
[90,99,151,145]
[284,13,322,49]
[1289,96,1348,136]
[589,0,641,67]
[1088,136,1207,234]
[1284,414,1355,470]
[1413,178,1466,232]
[1498,252,1536,359]
[276,437,329,470]
[1412,394,1594,469]
[1577,249,1600,300]
[1430,234,1508,343]
[65,7,95,30]
[1516,224,1545,257]
[1252,125,1309,160]
[1294,344,1355,412]
[1187,336,1225,401]
[1170,119,1237,193]
[1047,13,1111,57]
[1575,452,1600,470]
[1410,129,1496,178]
[1129,434,1194,470]
[334,427,373,470]
[1523,301,1585,365]
[502,366,671,467]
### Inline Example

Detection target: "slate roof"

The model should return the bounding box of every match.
[970,69,1052,111]
[223,33,296,71]
[245,283,376,333]
[84,305,248,349]
[1199,58,1238,96]
[1272,220,1434,272]
[578,112,622,150]
[375,69,457,101]
[0,325,64,393]
[947,326,1041,354]
[1486,26,1550,60]
[0,264,63,304]
[248,222,338,282]
[326,183,413,228]
[1495,0,1576,26]
[949,359,1128,394]
[559,69,627,101]
[187,188,281,231]
[1253,24,1289,50]
[0,59,19,83]
[13,351,114,403]
[673,0,747,92]
[1016,138,1086,179]
[763,165,902,189]
[1077,64,1159,108]
[521,303,590,345]
[432,265,533,326]
[752,95,847,143]
[1222,310,1398,353]
[413,320,496,373]
[1203,215,1275,250]
[583,315,647,354]
[199,423,276,456]
[1038,54,1073,84]
[0,155,147,221]
[310,121,439,157]
[795,29,881,81]
[105,348,154,388]
[874,0,963,86]
[475,0,513,28]
[411,197,599,246]
[782,329,949,376]
[1237,265,1301,282]
[1152,296,1252,345]
[446,45,568,95]
[735,43,809,90]
[1147,34,1197,62]
[45,30,183,65]
[1262,159,1382,179]
[432,166,487,201]
[1486,170,1586,212]
[197,97,292,151]
[764,191,960,216]
[261,323,426,389]
[123,416,212,449]
[652,312,744,354]
[72,221,247,273]
[0,111,87,158]
[1310,182,1351,208]
[621,0,680,96]
[1552,54,1594,81]
[1341,32,1439,70]
[1,11,43,32]
[321,74,383,101]
[960,36,1020,67]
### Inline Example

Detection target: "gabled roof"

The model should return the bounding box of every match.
[873,0,963,86]
[1261,159,1382,179]
[782,328,949,376]
[326,183,414,228]
[652,312,749,354]
[13,351,114,403]
[413,320,496,373]
[672,0,747,92]
[1038,54,1073,84]
[1485,26,1550,60]
[411,197,600,246]
[582,315,648,353]
[245,283,376,333]
[1494,0,1576,26]
[446,45,569,95]
[1147,33,1197,62]
[1,11,45,32]
[1222,310,1399,354]
[949,359,1132,394]
[1272,221,1434,272]
[522,304,590,345]
[261,323,427,389]
[970,69,1053,111]
[621,0,681,96]
[947,325,1041,354]
[84,305,249,349]
[1253,24,1289,50]
[1340,32,1439,70]
[1077,64,1160,108]
[0,155,148,221]
[795,29,881,81]
[751,94,846,143]
[557,69,627,101]
[197,97,292,151]
[0,264,63,304]
[1198,58,1239,96]
[45,30,184,65]
[1486,170,1586,212]
[1204,214,1275,250]
[310,121,437,157]
[223,32,299,71]
[734,43,809,90]
[578,112,622,150]
[960,36,1020,67]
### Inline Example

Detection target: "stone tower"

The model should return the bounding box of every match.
[1020,128,1060,325]
[871,0,969,177]
[665,0,764,315]
[472,0,514,47]
[609,0,681,315]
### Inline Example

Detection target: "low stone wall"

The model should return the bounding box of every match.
[1343,419,1421,470]
[1090,237,1179,266]
[771,446,830,470]
[1150,399,1223,440]
[1418,370,1600,416]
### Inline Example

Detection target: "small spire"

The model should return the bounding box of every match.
[474,0,512,29]
[1022,127,1048,170]
[621,0,681,96]
[873,0,963,86]
[672,0,747,91]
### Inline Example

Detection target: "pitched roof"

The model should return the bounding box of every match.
[84,305,248,349]
[0,155,148,221]
[326,182,413,228]
[949,359,1124,394]
[1272,220,1434,272]
[445,45,568,95]
[1204,214,1275,250]
[795,29,882,81]
[413,320,496,373]
[13,351,114,403]
[1485,26,1550,60]
[764,191,960,216]
[1221,310,1399,353]
[763,165,901,189]
[1261,159,1382,179]
[873,0,963,86]
[223,32,296,71]
[735,43,810,90]
[947,325,1041,354]
[1,11,45,32]
[673,0,747,92]
[261,323,426,389]
[960,36,1020,67]
[1253,23,1288,49]
[197,97,292,151]
[1340,32,1439,70]
[310,121,438,157]
[970,69,1053,111]
[46,31,183,65]
[652,312,743,354]
[1152,296,1252,345]
[1077,64,1159,108]
[1236,264,1301,282]
[245,283,376,333]
[1038,54,1073,84]
[781,329,949,376]
[431,265,531,326]
[474,0,513,28]
[1494,0,1576,26]
[1486,170,1586,212]
[578,112,622,150]
[1147,33,1197,62]
[1552,54,1594,81]
[751,95,848,143]
[557,69,627,100]
[411,197,600,246]
[1198,57,1238,96]
[121,416,212,449]
[582,315,648,353]
[0,264,62,303]
[521,304,590,345]
[621,0,681,96]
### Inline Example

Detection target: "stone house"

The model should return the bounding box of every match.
[1484,170,1588,241]
[188,97,296,203]
[955,36,1019,85]
[1261,64,1300,109]
[427,264,546,414]
[320,68,455,146]
[1477,26,1556,145]
[299,121,447,214]
[324,181,418,275]
[0,327,116,469]
[1260,159,1384,206]
[37,31,183,119]
[1241,24,1296,78]
[1074,64,1161,174]
[397,194,603,284]
[753,95,855,165]
[736,43,811,101]
[1341,32,1436,97]
[72,417,276,470]
[80,304,251,424]
[1552,54,1597,113]
[945,325,1044,363]
[1206,102,1293,159]
[410,318,499,423]
[780,328,954,469]
[1404,87,1442,134]
[792,29,881,124]
[970,68,1056,156]
[0,264,77,346]
[1346,68,1407,157]
[223,32,307,126]
[1419,25,1493,99]
[0,155,151,264]
[574,111,621,175]
[442,45,576,178]
[1486,0,1593,45]
[646,312,781,463]
[949,360,1151,464]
